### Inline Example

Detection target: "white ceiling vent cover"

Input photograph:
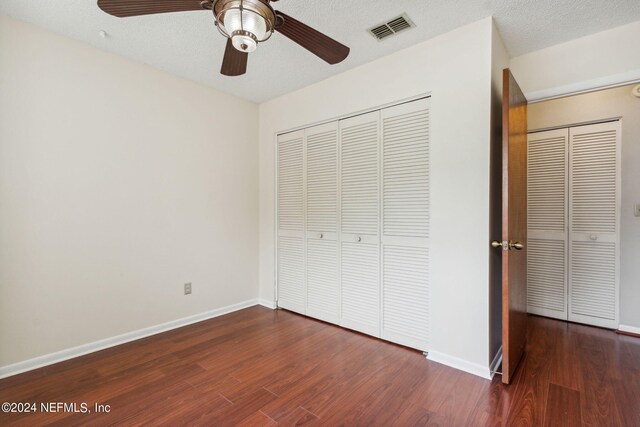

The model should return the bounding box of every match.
[368,14,416,41]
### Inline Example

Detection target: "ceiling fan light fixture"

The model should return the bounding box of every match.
[97,0,350,77]
[213,0,276,53]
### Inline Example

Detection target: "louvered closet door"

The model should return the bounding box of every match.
[305,122,340,323]
[339,111,380,337]
[527,129,568,320]
[380,98,430,351]
[568,121,620,329]
[277,130,306,314]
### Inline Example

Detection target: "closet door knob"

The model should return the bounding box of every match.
[319,233,324,239]
[357,236,362,242]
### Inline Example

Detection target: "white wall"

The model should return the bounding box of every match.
[488,22,509,365]
[0,15,259,367]
[259,18,495,373]
[511,20,640,101]
[529,84,640,329]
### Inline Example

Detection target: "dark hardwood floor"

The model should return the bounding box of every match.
[1,306,639,426]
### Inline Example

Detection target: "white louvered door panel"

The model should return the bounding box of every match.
[382,101,430,240]
[527,239,566,315]
[339,111,380,336]
[341,242,379,336]
[277,130,306,314]
[382,245,429,350]
[568,121,620,328]
[527,129,568,320]
[305,122,340,323]
[380,98,430,351]
[340,112,379,239]
[306,122,338,238]
[278,237,305,313]
[306,239,339,323]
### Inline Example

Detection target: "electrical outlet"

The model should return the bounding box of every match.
[635,204,640,217]
[184,283,192,295]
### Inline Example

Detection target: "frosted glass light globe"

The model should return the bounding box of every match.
[223,8,267,52]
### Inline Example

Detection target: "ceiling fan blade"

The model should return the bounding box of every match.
[97,0,204,18]
[275,11,349,65]
[221,39,248,76]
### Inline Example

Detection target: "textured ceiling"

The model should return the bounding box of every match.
[1,0,640,102]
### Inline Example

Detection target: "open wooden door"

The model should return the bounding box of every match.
[495,69,528,384]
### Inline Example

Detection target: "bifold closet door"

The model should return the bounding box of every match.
[339,111,380,337]
[568,121,620,328]
[526,129,568,320]
[380,98,430,351]
[305,122,340,323]
[277,130,306,314]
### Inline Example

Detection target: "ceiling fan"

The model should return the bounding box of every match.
[97,0,350,76]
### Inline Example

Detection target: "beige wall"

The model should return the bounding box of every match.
[511,20,640,101]
[0,16,259,367]
[529,84,640,329]
[259,18,496,375]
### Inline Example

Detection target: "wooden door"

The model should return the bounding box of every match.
[500,69,528,384]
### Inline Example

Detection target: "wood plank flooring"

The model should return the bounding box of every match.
[1,306,639,426]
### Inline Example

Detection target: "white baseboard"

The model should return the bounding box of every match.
[258,299,277,309]
[618,324,640,335]
[426,350,492,380]
[489,346,503,379]
[0,298,259,380]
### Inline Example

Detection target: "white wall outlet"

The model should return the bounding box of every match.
[184,283,192,295]
[635,204,640,217]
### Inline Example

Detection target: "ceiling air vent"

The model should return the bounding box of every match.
[368,14,415,41]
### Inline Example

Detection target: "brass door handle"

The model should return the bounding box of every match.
[510,241,524,250]
[491,240,524,250]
